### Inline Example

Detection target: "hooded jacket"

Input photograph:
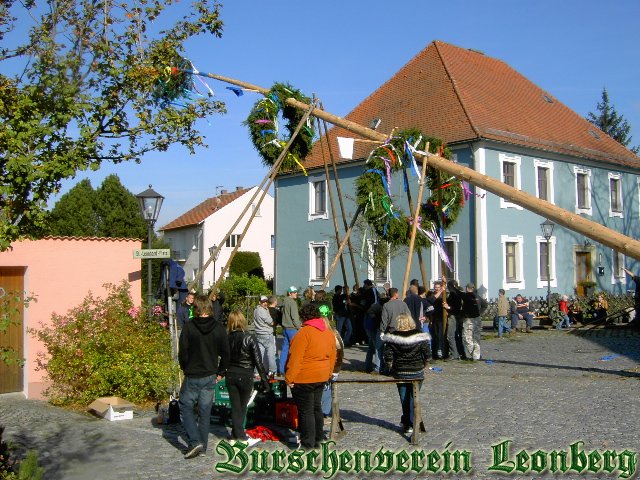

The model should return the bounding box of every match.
[382,329,431,379]
[178,315,230,378]
[284,318,337,385]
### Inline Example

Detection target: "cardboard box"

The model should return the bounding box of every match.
[88,396,135,421]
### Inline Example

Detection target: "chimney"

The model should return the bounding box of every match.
[236,186,243,191]
[220,189,228,195]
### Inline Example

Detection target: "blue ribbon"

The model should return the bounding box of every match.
[365,169,391,197]
[259,129,276,137]
[226,86,244,96]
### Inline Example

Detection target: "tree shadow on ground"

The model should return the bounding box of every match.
[338,408,410,441]
[7,422,120,480]
[488,358,640,378]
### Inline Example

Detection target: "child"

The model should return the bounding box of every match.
[557,295,572,329]
[496,288,512,337]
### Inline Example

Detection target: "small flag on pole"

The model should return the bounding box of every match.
[337,137,355,160]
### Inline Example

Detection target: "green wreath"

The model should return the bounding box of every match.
[355,128,464,248]
[244,82,315,172]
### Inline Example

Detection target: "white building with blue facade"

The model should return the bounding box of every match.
[273,41,640,299]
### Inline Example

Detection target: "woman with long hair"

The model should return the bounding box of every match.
[226,310,270,442]
[382,313,431,435]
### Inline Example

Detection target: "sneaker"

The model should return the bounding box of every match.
[184,444,203,459]
[404,425,414,434]
[247,437,261,447]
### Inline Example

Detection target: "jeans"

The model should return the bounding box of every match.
[335,315,352,346]
[512,312,534,329]
[556,312,571,329]
[462,317,482,360]
[179,375,216,451]
[255,333,277,374]
[280,328,298,374]
[496,315,511,336]
[291,382,325,448]
[321,380,333,416]
[397,381,422,427]
[446,314,462,358]
[364,327,380,372]
[226,372,254,440]
[376,330,387,374]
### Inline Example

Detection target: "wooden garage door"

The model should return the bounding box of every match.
[0,267,25,393]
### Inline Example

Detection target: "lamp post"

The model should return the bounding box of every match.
[540,219,555,314]
[209,244,221,286]
[136,185,164,315]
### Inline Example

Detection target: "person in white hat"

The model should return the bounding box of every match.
[253,295,277,375]
[279,286,301,374]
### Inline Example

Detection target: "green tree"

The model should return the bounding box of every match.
[587,88,639,154]
[95,175,147,239]
[48,179,98,237]
[0,0,226,251]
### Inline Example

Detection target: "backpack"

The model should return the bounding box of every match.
[168,397,181,424]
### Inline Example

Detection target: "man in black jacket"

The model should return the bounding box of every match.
[178,294,230,459]
[443,280,464,360]
[461,283,488,361]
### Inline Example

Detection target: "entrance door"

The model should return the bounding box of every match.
[575,252,592,297]
[0,267,25,393]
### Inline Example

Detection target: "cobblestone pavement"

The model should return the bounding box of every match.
[1,327,639,479]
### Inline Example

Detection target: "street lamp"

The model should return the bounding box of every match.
[209,244,221,285]
[136,185,164,314]
[540,219,555,315]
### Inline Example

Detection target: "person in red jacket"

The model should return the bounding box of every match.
[285,302,337,449]
[557,295,572,329]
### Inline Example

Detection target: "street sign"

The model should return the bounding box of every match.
[133,249,171,259]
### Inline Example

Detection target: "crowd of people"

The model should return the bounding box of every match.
[174,272,633,457]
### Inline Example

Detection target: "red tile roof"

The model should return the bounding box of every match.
[304,40,639,170]
[159,188,251,231]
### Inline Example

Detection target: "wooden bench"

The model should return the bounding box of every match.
[330,378,426,445]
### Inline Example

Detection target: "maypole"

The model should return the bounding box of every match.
[191,70,640,265]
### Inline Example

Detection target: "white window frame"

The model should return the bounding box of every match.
[251,203,262,217]
[608,172,623,218]
[574,166,592,215]
[225,234,240,248]
[366,239,390,286]
[309,241,329,286]
[611,250,625,284]
[501,234,525,290]
[534,159,555,204]
[499,153,523,209]
[308,177,328,221]
[535,235,557,289]
[430,234,459,284]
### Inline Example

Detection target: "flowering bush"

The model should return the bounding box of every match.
[30,282,178,406]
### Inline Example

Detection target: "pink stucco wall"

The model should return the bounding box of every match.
[0,237,142,399]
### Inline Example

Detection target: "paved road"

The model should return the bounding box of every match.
[1,327,639,479]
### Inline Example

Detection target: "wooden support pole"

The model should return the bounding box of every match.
[316,109,348,288]
[194,71,640,262]
[321,205,364,290]
[207,103,318,295]
[402,168,429,288]
[402,150,429,297]
[319,102,360,288]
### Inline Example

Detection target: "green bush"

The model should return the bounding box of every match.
[30,282,178,406]
[229,252,264,278]
[217,274,271,321]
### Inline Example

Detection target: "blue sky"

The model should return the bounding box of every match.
[51,0,640,229]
